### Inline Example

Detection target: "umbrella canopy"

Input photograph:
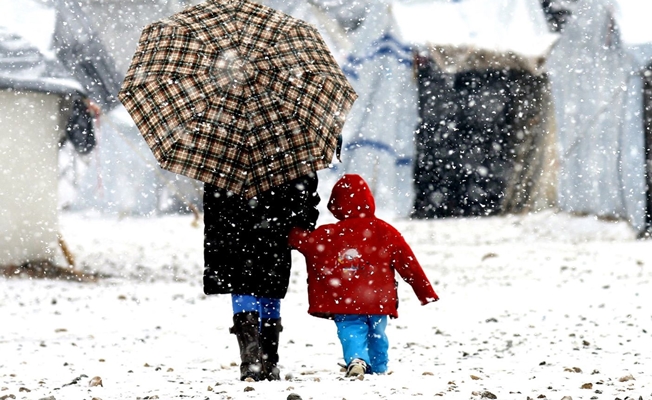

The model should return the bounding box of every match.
[118,0,357,198]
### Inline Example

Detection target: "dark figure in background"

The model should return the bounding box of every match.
[203,173,320,381]
[63,97,97,155]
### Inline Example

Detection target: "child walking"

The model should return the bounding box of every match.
[289,174,439,377]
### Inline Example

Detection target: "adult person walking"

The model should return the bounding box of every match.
[118,0,357,382]
[203,173,319,381]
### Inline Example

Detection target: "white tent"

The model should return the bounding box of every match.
[332,2,419,218]
[546,0,652,234]
[390,0,559,217]
[60,0,203,217]
[0,0,83,267]
[0,0,124,268]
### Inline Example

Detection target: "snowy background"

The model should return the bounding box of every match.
[2,209,652,399]
[4,0,652,399]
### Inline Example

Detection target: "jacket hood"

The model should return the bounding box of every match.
[327,174,376,220]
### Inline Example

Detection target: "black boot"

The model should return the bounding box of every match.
[260,317,283,380]
[230,312,263,381]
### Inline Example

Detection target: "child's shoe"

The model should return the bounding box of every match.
[345,359,368,377]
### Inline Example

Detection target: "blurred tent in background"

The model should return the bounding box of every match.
[392,0,559,218]
[546,0,652,235]
[334,2,419,219]
[60,0,205,217]
[0,0,121,268]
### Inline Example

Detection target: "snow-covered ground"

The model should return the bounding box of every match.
[2,209,652,400]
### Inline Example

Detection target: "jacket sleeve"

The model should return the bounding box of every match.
[288,227,310,253]
[387,224,439,305]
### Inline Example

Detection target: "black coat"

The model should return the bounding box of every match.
[203,173,320,298]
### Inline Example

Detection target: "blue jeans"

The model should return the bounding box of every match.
[334,314,389,373]
[231,294,280,319]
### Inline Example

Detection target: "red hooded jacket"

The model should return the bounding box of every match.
[289,174,439,319]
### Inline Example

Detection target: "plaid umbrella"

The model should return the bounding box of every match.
[118,0,357,198]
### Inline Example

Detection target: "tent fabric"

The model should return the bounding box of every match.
[546,0,647,233]
[334,3,420,218]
